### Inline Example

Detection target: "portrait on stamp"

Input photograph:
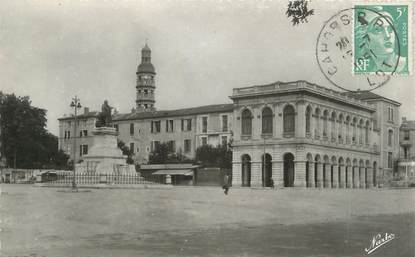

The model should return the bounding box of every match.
[354,5,409,75]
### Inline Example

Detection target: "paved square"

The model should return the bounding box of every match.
[1,185,414,257]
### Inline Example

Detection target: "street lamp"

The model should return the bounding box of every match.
[70,96,82,191]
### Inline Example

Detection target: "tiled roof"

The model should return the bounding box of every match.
[113,103,234,121]
[342,91,400,105]
[58,111,99,121]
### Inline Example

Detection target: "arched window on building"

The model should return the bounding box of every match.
[388,129,393,146]
[338,114,344,142]
[365,121,370,144]
[352,117,357,143]
[305,106,311,135]
[323,110,328,137]
[241,109,252,136]
[331,112,336,140]
[283,105,295,135]
[262,107,273,135]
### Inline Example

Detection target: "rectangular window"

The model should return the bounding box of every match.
[151,141,160,152]
[130,123,134,135]
[167,140,175,152]
[80,145,82,157]
[388,107,394,122]
[154,121,161,133]
[388,152,393,168]
[64,131,67,139]
[166,120,174,132]
[222,115,228,132]
[181,119,192,131]
[82,145,88,155]
[187,119,192,131]
[130,142,135,153]
[83,130,88,136]
[201,137,207,146]
[67,131,70,139]
[114,124,119,132]
[404,131,410,140]
[221,136,227,147]
[184,139,191,153]
[80,131,83,137]
[202,117,208,133]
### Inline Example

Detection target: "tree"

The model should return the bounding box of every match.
[148,142,193,164]
[0,92,54,169]
[117,140,134,164]
[195,144,232,169]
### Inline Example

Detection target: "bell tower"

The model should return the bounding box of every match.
[136,42,156,112]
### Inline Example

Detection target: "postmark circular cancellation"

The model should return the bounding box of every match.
[316,3,411,92]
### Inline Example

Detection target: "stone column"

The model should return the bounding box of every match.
[316,162,323,188]
[346,166,353,188]
[353,166,360,188]
[296,101,306,138]
[332,164,338,188]
[360,167,366,189]
[309,112,315,138]
[324,164,332,188]
[339,165,346,188]
[251,161,262,187]
[232,162,242,186]
[366,167,373,188]
[294,161,306,187]
[307,161,315,188]
[275,107,283,138]
[273,160,284,188]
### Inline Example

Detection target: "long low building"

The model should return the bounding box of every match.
[58,44,401,188]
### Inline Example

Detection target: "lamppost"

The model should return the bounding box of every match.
[70,96,81,191]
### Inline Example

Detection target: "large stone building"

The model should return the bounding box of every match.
[230,81,400,188]
[58,44,401,188]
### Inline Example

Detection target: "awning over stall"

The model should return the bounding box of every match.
[153,170,193,176]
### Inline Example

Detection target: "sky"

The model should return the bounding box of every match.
[0,0,414,136]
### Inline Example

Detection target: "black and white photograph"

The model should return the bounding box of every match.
[0,0,414,256]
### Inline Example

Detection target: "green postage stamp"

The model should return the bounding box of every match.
[354,3,412,75]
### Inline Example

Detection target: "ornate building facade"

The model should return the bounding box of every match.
[230,81,400,188]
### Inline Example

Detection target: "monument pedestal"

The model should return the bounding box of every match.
[79,127,133,174]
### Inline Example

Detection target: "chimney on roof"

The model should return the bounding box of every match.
[402,117,407,123]
[84,107,89,115]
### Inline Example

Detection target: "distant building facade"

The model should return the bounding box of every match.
[57,44,401,188]
[397,117,415,185]
[58,108,98,164]
[113,104,233,163]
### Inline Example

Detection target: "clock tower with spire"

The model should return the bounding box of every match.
[135,42,156,112]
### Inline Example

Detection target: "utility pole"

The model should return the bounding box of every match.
[70,96,81,191]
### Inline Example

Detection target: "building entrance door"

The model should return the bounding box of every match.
[262,154,272,187]
[283,153,295,187]
[242,154,251,187]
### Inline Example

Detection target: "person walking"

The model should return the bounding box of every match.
[223,174,230,195]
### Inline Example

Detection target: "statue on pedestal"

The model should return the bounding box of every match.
[95,100,113,128]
